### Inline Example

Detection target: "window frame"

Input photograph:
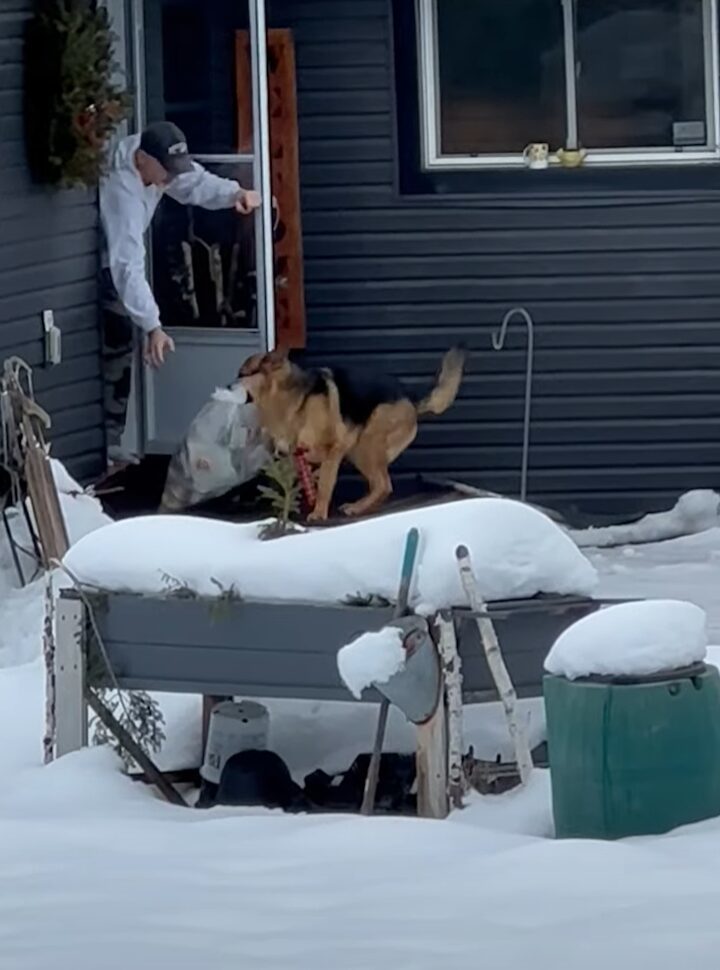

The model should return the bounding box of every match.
[417,0,720,170]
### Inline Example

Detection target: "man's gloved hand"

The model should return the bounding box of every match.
[235,189,261,214]
[144,327,175,368]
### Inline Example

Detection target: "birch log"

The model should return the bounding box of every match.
[435,611,465,809]
[42,574,56,764]
[455,544,533,785]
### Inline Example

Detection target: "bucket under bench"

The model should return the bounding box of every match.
[54,586,603,814]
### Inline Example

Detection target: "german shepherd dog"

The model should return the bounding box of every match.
[239,346,466,522]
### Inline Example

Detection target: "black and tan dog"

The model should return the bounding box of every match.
[239,346,466,522]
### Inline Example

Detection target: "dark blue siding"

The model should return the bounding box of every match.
[271,0,720,518]
[0,0,105,482]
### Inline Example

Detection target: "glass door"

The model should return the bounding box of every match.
[125,0,278,454]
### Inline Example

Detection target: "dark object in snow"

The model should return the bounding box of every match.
[304,753,417,814]
[196,749,309,812]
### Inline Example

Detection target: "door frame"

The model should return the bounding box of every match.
[106,0,277,457]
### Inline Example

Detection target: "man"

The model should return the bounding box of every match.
[99,120,260,470]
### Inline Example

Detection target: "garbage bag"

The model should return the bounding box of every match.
[159,382,270,512]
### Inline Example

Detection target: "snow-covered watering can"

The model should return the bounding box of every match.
[372,614,441,725]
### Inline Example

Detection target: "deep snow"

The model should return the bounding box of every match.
[4,480,720,966]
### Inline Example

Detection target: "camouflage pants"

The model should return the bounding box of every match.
[100,268,134,453]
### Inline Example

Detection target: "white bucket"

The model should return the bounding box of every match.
[200,700,270,784]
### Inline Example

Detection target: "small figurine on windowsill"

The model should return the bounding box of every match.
[556,147,588,168]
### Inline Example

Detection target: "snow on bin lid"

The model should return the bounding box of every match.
[544,599,708,681]
[62,497,597,608]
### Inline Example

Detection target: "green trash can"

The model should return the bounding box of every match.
[545,663,720,840]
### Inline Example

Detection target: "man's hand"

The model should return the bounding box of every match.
[235,189,261,215]
[144,328,175,368]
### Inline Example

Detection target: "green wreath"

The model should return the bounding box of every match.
[25,0,130,188]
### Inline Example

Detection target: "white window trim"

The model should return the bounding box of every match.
[417,0,720,170]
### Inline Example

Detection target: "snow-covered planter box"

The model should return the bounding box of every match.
[56,498,599,701]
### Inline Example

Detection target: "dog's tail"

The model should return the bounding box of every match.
[415,345,467,417]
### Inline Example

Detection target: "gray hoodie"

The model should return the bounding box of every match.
[99,133,243,333]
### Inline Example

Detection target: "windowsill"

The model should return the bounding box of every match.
[425,151,720,172]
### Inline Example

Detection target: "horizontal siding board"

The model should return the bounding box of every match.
[0,230,98,273]
[300,200,720,226]
[0,252,97,298]
[307,298,720,326]
[303,249,720,281]
[298,90,390,117]
[310,347,720,373]
[0,280,97,326]
[41,378,103,415]
[296,42,388,68]
[300,115,391,140]
[418,418,720,447]
[308,321,720,350]
[296,66,389,92]
[303,275,720,304]
[303,225,720,257]
[300,137,392,164]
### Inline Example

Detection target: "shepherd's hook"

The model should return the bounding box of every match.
[492,308,535,503]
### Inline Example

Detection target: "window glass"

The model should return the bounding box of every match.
[151,161,257,330]
[147,0,250,154]
[576,0,708,150]
[435,0,567,155]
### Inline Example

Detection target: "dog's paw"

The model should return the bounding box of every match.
[340,502,363,517]
[306,508,328,523]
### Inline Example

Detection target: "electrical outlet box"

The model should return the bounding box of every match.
[42,310,62,366]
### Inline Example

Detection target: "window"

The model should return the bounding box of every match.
[417,0,720,168]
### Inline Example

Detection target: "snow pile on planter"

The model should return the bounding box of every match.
[62,498,597,608]
[544,599,708,681]
[337,627,406,699]
[570,489,720,549]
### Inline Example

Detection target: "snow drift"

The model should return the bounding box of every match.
[570,490,720,549]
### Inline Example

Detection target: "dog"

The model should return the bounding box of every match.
[239,345,466,522]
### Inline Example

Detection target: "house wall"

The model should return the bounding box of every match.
[143,0,720,519]
[269,0,720,520]
[0,0,105,483]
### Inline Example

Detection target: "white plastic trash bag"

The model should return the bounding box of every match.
[159,383,270,512]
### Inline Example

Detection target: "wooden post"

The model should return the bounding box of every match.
[436,610,465,809]
[416,689,448,819]
[54,596,87,758]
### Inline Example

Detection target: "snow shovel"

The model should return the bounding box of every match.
[360,526,421,815]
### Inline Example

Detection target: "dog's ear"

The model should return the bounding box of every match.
[238,352,264,378]
[260,346,288,372]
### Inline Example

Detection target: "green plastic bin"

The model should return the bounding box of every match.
[544,663,720,840]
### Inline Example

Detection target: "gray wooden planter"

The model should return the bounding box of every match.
[54,587,601,759]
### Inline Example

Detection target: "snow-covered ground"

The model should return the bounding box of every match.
[4,479,720,968]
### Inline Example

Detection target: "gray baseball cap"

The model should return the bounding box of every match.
[139,121,194,176]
